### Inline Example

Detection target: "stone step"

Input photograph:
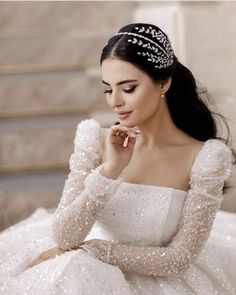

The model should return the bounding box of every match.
[0,35,106,74]
[0,111,116,173]
[0,2,134,32]
[0,167,68,231]
[0,67,109,118]
[0,2,135,74]
[0,110,117,230]
[0,113,88,172]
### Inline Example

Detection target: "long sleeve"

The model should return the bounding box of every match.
[51,119,122,250]
[82,139,232,277]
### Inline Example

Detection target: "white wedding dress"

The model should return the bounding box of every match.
[0,118,236,295]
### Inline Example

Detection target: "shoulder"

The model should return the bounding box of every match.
[75,118,101,135]
[74,118,110,163]
[189,139,205,160]
[195,139,231,163]
[190,138,232,180]
[74,118,102,154]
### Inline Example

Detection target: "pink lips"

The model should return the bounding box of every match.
[116,111,132,119]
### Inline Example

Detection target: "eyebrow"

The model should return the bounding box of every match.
[102,79,138,86]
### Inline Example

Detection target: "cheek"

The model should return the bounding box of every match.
[105,96,112,108]
[132,91,160,112]
[130,90,147,108]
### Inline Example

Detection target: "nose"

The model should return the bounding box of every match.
[110,91,124,108]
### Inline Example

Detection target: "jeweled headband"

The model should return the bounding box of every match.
[107,26,175,69]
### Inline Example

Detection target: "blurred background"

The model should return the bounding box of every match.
[0,1,236,230]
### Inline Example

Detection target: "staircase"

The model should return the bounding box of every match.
[0,2,136,230]
[1,2,235,231]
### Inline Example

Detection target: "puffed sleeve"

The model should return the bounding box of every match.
[51,118,122,250]
[87,139,232,277]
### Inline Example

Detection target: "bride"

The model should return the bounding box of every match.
[0,22,236,294]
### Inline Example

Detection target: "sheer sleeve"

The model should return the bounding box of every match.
[51,119,122,250]
[83,139,232,277]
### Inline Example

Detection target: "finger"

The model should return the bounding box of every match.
[121,126,141,134]
[27,250,57,269]
[126,134,137,148]
[110,126,127,135]
[122,128,141,138]
[27,262,34,268]
[114,130,126,137]
[111,125,134,134]
[80,244,101,258]
[133,127,141,133]
[30,255,52,268]
[27,259,40,268]
[111,127,139,138]
[110,129,129,140]
[123,136,129,147]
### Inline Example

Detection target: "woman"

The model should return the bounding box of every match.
[0,23,236,294]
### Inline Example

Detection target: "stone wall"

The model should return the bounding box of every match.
[0,1,136,230]
[1,1,236,230]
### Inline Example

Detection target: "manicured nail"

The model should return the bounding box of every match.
[123,136,129,147]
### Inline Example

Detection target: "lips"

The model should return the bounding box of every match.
[116,111,132,115]
[116,111,132,119]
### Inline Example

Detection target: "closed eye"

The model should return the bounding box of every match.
[103,86,137,94]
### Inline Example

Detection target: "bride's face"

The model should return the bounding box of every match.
[101,58,165,127]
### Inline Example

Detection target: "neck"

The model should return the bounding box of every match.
[135,102,183,150]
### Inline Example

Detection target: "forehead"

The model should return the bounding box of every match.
[101,58,144,82]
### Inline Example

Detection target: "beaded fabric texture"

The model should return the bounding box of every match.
[109,25,175,69]
[0,118,236,295]
[52,119,232,278]
[51,120,123,250]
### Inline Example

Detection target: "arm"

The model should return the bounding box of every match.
[51,119,122,250]
[81,140,232,277]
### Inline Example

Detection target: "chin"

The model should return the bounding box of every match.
[119,119,139,128]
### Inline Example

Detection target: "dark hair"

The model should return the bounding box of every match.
[100,23,236,175]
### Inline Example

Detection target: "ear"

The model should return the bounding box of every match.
[160,77,172,93]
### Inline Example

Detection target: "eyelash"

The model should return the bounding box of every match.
[103,86,136,94]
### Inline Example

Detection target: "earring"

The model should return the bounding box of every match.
[161,94,165,98]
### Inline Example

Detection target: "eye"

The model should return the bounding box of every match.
[103,86,137,94]
[103,89,112,94]
[124,86,136,93]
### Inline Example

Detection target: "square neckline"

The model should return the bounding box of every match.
[117,139,213,195]
[119,180,188,194]
[94,118,214,195]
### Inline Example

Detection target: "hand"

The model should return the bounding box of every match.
[79,239,112,263]
[103,125,141,171]
[26,246,67,269]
